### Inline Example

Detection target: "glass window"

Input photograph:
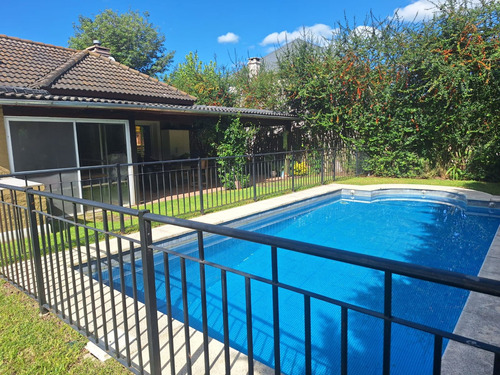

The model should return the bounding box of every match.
[9,121,77,172]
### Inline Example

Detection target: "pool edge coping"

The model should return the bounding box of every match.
[148,183,500,243]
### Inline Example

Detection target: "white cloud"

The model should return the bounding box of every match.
[260,24,337,47]
[393,0,483,22]
[351,26,381,39]
[393,0,439,21]
[217,32,240,44]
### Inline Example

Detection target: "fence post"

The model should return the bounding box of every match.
[291,150,295,192]
[333,149,337,181]
[116,164,125,232]
[355,149,360,176]
[139,210,161,374]
[321,149,325,185]
[198,158,204,215]
[252,154,257,201]
[26,189,48,315]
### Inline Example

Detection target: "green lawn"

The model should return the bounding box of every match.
[0,279,130,375]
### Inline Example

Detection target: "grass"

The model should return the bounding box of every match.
[0,279,130,375]
[333,176,500,196]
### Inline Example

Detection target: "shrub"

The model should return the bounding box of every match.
[293,161,308,176]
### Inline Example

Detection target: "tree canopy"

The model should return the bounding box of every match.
[278,0,500,180]
[68,9,174,76]
[230,62,284,111]
[167,52,234,106]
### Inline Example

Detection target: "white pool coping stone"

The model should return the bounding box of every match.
[149,183,499,243]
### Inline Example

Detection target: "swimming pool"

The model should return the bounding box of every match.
[99,190,500,374]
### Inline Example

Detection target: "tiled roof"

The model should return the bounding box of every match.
[0,85,296,119]
[0,35,195,105]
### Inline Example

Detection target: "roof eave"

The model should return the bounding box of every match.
[0,98,298,121]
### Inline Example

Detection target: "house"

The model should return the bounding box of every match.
[0,35,296,179]
[248,38,320,73]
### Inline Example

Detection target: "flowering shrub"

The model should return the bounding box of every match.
[293,161,308,176]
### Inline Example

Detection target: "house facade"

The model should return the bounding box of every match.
[0,35,295,180]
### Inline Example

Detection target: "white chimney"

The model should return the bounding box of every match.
[248,57,262,78]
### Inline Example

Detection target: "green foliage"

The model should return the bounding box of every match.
[293,161,308,176]
[214,117,256,189]
[277,0,500,181]
[68,9,174,76]
[167,52,235,106]
[230,64,285,110]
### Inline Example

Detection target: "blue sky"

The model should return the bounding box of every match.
[2,0,441,70]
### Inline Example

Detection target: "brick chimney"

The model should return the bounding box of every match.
[86,40,113,60]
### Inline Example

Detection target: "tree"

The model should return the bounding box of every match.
[230,63,285,111]
[214,116,256,189]
[68,9,174,76]
[167,52,235,106]
[278,0,500,180]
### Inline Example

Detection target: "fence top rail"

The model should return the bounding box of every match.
[20,187,140,217]
[0,148,346,179]
[144,211,500,298]
[0,182,31,193]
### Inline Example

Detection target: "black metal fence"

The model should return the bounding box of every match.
[0,148,361,232]
[0,183,499,374]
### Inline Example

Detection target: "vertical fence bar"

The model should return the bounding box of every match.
[130,241,145,373]
[221,269,231,374]
[94,232,108,347]
[321,150,325,185]
[66,204,81,329]
[304,295,312,375]
[103,212,120,357]
[59,220,72,322]
[341,306,348,375]
[271,246,281,374]
[333,149,337,181]
[291,151,295,192]
[198,158,204,215]
[23,193,35,295]
[493,353,500,375]
[26,189,47,314]
[383,272,392,375]
[180,257,193,375]
[355,149,360,176]
[73,203,89,334]
[252,154,257,201]
[162,252,176,375]
[245,277,254,375]
[139,210,161,375]
[433,335,442,375]
[116,164,125,232]
[116,237,131,365]
[84,228,99,342]
[197,231,210,374]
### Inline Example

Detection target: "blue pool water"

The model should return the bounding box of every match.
[99,192,500,374]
